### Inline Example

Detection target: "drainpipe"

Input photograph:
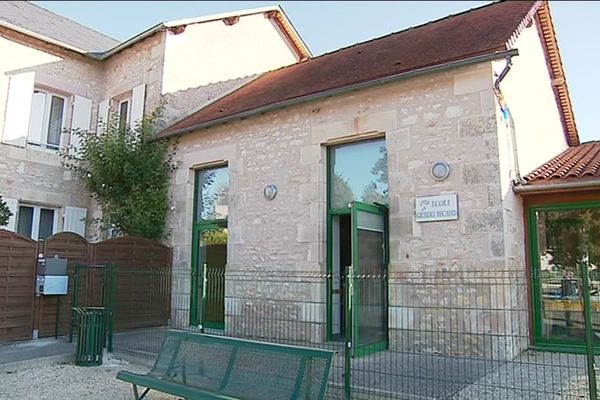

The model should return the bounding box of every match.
[494,58,527,185]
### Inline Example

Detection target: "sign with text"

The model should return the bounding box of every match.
[415,194,459,222]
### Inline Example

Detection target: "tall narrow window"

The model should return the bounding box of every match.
[27,89,67,150]
[113,91,132,132]
[191,165,229,329]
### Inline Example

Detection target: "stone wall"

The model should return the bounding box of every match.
[167,62,527,356]
[0,32,103,226]
[101,31,166,113]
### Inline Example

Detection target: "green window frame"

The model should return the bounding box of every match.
[528,200,600,354]
[325,137,388,342]
[190,165,229,328]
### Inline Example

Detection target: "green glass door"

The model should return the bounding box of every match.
[350,201,388,356]
[193,224,227,329]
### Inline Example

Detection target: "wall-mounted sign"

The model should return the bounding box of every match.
[415,193,458,222]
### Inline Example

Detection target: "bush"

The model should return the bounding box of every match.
[62,108,178,240]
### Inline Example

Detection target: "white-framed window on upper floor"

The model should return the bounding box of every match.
[27,87,69,150]
[2,72,93,150]
[113,91,132,132]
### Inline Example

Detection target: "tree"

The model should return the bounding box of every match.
[62,108,178,240]
[0,195,12,227]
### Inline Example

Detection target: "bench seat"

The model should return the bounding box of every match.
[116,330,335,400]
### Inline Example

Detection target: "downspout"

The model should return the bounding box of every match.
[493,58,527,185]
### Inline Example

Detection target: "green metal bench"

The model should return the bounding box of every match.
[116,330,335,400]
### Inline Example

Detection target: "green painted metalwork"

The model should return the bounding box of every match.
[350,201,389,358]
[580,260,599,399]
[74,306,106,366]
[528,200,600,352]
[344,266,352,400]
[117,330,335,400]
[190,166,228,329]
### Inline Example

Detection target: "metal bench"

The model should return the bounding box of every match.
[116,330,335,400]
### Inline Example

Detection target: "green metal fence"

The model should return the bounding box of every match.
[111,268,600,399]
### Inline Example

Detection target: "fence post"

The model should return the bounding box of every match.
[107,263,116,352]
[579,260,598,400]
[344,266,353,400]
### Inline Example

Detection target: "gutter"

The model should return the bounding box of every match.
[96,23,165,60]
[0,20,88,54]
[514,179,600,194]
[493,58,527,185]
[160,49,519,139]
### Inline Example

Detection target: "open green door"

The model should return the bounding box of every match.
[349,201,388,356]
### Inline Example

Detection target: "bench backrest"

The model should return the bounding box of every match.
[151,330,335,400]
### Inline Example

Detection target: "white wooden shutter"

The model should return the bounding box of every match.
[1,197,18,232]
[27,91,46,145]
[70,95,92,153]
[63,206,87,237]
[2,72,35,147]
[130,84,146,126]
[97,99,110,134]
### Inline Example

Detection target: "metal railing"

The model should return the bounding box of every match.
[111,267,600,399]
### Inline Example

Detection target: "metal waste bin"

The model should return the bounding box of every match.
[73,307,105,366]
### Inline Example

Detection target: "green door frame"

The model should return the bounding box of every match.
[189,163,229,329]
[350,201,389,357]
[190,220,227,328]
[528,200,600,354]
[325,139,390,347]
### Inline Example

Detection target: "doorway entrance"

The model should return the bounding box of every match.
[327,138,389,356]
[190,165,229,329]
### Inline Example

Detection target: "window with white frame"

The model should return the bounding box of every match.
[16,204,59,240]
[113,91,132,131]
[27,88,68,150]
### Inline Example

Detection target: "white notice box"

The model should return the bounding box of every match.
[415,194,459,222]
[43,276,69,295]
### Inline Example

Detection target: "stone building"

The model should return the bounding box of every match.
[2,0,597,358]
[0,1,309,240]
[156,0,588,356]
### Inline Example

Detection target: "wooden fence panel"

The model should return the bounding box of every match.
[0,230,36,342]
[0,232,172,343]
[94,237,172,331]
[38,233,90,338]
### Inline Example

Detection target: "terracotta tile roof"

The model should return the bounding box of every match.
[158,0,540,138]
[525,142,600,184]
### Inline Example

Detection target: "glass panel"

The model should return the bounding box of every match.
[47,95,64,147]
[535,207,600,343]
[195,167,229,221]
[357,209,384,232]
[197,227,228,327]
[357,227,386,347]
[119,100,129,131]
[330,139,388,209]
[38,208,55,240]
[17,206,34,238]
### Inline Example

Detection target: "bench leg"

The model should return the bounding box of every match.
[132,383,150,400]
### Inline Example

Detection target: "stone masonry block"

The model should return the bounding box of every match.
[387,128,410,151]
[463,210,503,234]
[357,110,397,133]
[459,115,496,138]
[461,162,500,185]
[311,120,354,144]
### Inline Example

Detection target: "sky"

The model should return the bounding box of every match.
[34,1,600,143]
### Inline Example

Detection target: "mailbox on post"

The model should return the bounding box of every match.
[36,255,68,295]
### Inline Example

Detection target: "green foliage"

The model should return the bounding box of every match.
[62,108,178,240]
[0,195,12,227]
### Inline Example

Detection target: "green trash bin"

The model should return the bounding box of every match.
[73,307,106,366]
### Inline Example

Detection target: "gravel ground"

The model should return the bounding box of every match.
[0,355,179,400]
